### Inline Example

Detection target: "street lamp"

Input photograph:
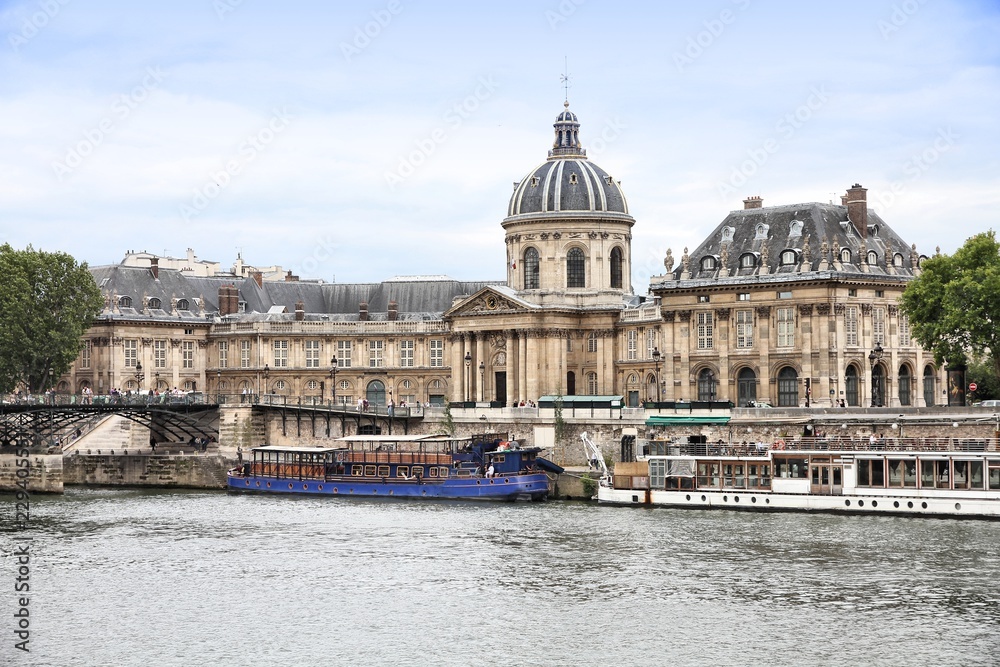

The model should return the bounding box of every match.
[464,351,472,402]
[330,355,338,405]
[263,363,270,396]
[707,370,716,409]
[868,342,884,407]
[216,369,222,404]
[134,361,144,391]
[479,360,485,403]
[651,347,662,402]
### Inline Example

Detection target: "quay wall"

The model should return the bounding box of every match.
[63,453,232,489]
[0,454,63,494]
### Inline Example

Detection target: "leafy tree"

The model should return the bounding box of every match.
[0,244,103,393]
[899,232,1000,382]
[967,354,1000,402]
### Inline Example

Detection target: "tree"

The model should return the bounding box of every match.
[899,231,1000,382]
[0,244,103,394]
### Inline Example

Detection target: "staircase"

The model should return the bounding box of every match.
[69,415,133,453]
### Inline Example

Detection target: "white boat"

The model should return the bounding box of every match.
[594,435,1000,519]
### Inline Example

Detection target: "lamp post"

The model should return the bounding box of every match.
[708,370,716,410]
[154,372,160,393]
[330,356,338,405]
[263,363,270,397]
[216,369,222,404]
[479,360,485,403]
[651,347,662,403]
[868,342,883,407]
[134,361,144,392]
[47,367,54,405]
[464,351,472,403]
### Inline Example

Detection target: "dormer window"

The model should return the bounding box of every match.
[700,256,717,271]
[569,173,578,185]
[605,176,613,185]
[739,253,757,269]
[148,297,161,310]
[780,250,797,265]
[118,296,132,308]
[788,220,803,237]
[893,253,904,267]
[867,251,878,265]
[841,248,852,263]
[177,298,190,311]
[754,224,769,240]
[531,176,539,187]
[721,226,735,243]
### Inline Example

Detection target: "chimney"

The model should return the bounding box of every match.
[150,257,159,279]
[250,271,263,288]
[846,183,868,238]
[388,300,398,321]
[743,195,763,209]
[840,194,849,206]
[284,270,299,282]
[295,300,305,321]
[219,284,239,316]
[359,301,369,322]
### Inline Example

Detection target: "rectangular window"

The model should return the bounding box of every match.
[646,329,657,358]
[400,340,414,367]
[846,306,858,346]
[737,293,750,301]
[240,340,251,368]
[153,340,166,368]
[777,291,792,299]
[218,341,228,368]
[587,333,597,353]
[697,312,713,350]
[626,330,637,361]
[182,341,194,369]
[697,295,710,303]
[777,308,795,347]
[124,339,138,368]
[848,288,857,297]
[736,310,753,349]
[873,307,885,344]
[337,340,352,368]
[899,314,911,346]
[369,340,384,367]
[875,290,884,298]
[273,340,288,368]
[305,340,320,368]
[566,336,572,352]
[81,340,91,369]
[429,339,443,368]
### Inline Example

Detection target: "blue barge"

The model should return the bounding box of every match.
[227,433,561,501]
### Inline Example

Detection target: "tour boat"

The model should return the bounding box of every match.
[593,435,1000,519]
[227,433,560,501]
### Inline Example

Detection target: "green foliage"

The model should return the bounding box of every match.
[0,244,103,393]
[553,395,565,442]
[967,354,1000,401]
[441,401,456,436]
[581,473,597,498]
[900,232,1000,382]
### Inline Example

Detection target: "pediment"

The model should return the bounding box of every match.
[444,287,532,318]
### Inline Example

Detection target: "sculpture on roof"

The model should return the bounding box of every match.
[664,248,673,272]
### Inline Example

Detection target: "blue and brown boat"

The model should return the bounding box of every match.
[227,433,561,501]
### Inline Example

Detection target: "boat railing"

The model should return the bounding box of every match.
[721,436,997,454]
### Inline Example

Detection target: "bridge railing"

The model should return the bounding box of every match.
[2,392,209,407]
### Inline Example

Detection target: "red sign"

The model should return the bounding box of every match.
[969,382,978,392]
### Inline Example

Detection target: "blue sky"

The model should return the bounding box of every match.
[1,0,998,287]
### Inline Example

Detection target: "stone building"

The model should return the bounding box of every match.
[62,105,940,411]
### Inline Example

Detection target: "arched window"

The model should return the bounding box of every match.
[567,248,586,288]
[739,253,757,269]
[737,368,757,407]
[524,247,540,289]
[923,365,935,406]
[845,366,859,406]
[610,247,623,288]
[893,253,904,267]
[867,251,878,265]
[777,367,799,407]
[898,365,911,406]
[147,297,161,309]
[697,369,716,401]
[841,248,852,263]
[177,298,190,311]
[118,296,133,308]
[366,380,387,406]
[780,250,797,265]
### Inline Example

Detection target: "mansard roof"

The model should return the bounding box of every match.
[89,264,502,321]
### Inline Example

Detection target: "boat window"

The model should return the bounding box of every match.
[936,460,951,488]
[887,460,904,487]
[649,459,666,489]
[397,466,409,478]
[774,457,807,479]
[428,467,439,478]
[970,461,983,489]
[439,467,449,478]
[697,462,719,488]
[411,466,424,478]
[351,465,363,476]
[903,461,917,487]
[857,460,871,486]
[377,465,389,477]
[494,454,506,464]
[989,463,1000,490]
[920,460,935,487]
[953,461,968,488]
[364,465,376,476]
[871,460,885,486]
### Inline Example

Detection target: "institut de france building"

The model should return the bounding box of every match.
[62,103,942,409]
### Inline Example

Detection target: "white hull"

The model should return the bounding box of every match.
[598,486,1000,518]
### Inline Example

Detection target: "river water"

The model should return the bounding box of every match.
[4,488,999,666]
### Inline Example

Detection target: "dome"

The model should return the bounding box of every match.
[507,103,628,217]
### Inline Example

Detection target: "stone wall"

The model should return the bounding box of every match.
[0,454,63,493]
[63,453,232,489]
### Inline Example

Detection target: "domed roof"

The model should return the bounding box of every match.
[507,103,629,217]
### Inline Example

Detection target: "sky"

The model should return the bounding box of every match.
[1,0,998,289]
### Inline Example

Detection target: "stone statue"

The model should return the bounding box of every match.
[664,248,673,272]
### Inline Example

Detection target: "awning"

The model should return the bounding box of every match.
[645,415,731,426]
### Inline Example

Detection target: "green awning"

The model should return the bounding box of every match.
[645,415,731,426]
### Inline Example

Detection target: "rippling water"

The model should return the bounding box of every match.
[5,489,1000,666]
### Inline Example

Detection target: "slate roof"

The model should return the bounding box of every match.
[667,201,926,286]
[89,264,502,322]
